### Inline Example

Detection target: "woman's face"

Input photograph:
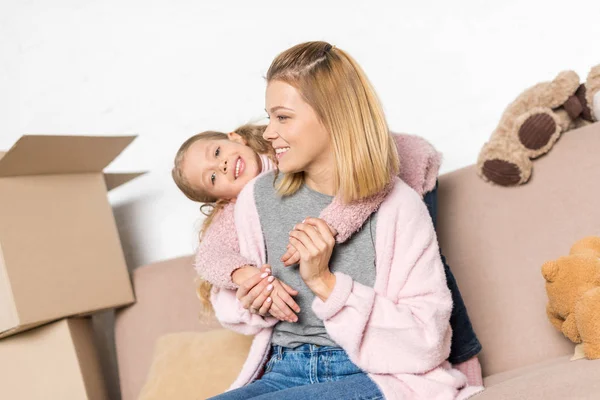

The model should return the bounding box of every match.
[182,133,262,200]
[263,80,332,175]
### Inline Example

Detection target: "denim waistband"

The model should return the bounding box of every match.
[271,343,345,355]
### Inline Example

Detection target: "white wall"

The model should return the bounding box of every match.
[2,0,600,269]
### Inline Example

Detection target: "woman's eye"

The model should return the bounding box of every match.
[277,116,288,121]
[210,172,216,185]
[215,147,220,157]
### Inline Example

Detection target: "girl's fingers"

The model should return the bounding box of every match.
[282,240,300,265]
[283,247,301,266]
[280,245,295,264]
[288,237,310,261]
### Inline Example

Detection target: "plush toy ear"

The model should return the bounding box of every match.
[570,236,600,257]
[542,261,559,283]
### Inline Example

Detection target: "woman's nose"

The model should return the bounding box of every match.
[263,123,277,141]
[219,159,227,173]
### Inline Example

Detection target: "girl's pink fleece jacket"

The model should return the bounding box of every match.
[195,133,443,289]
[210,174,484,400]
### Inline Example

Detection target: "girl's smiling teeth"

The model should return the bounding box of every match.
[275,147,290,159]
[234,157,244,179]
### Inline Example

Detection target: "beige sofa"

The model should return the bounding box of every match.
[115,122,600,399]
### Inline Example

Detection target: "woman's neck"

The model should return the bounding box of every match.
[304,164,336,196]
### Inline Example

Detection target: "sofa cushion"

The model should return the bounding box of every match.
[138,330,253,400]
[437,122,600,376]
[475,357,600,399]
[115,256,222,400]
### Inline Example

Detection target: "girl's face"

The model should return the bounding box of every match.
[182,133,262,200]
[263,80,332,175]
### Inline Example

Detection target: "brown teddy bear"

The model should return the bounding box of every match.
[477,65,600,186]
[542,236,600,359]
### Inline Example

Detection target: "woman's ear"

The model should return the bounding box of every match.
[227,131,247,145]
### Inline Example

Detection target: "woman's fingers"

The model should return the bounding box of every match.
[250,276,275,313]
[268,301,287,321]
[304,217,337,238]
[237,270,269,300]
[272,280,301,313]
[292,223,328,253]
[271,293,298,323]
[238,272,271,310]
[279,280,299,296]
[258,296,273,316]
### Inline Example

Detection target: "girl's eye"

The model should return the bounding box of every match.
[210,172,216,185]
[277,116,288,121]
[215,147,220,157]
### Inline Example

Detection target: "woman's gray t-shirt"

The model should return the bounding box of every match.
[253,172,377,348]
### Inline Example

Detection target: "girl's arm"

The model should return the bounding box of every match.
[194,203,258,290]
[210,285,279,335]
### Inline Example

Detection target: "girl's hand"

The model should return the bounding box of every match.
[287,217,337,301]
[231,265,264,286]
[236,265,300,322]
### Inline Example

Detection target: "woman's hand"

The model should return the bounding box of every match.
[287,217,337,301]
[236,265,300,322]
[281,225,337,267]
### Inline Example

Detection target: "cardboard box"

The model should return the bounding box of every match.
[0,318,108,399]
[0,135,142,338]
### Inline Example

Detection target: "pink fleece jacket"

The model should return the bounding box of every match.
[195,133,442,290]
[210,176,484,400]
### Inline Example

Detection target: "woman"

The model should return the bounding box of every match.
[208,41,483,400]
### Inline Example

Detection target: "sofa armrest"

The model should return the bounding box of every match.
[115,256,221,400]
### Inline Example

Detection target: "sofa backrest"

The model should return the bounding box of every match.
[437,122,600,377]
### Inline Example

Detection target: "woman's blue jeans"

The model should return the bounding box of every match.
[208,344,384,400]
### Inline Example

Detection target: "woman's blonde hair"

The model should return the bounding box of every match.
[171,124,275,313]
[266,41,399,203]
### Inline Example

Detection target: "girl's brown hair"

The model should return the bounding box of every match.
[266,41,399,203]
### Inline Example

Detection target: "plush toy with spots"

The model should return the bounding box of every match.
[478,65,600,186]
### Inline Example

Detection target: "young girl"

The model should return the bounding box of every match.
[205,41,484,399]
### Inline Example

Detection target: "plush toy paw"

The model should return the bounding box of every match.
[513,107,563,158]
[477,139,532,186]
